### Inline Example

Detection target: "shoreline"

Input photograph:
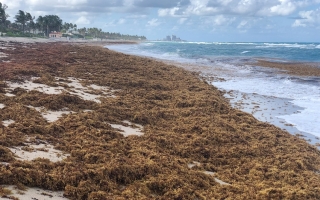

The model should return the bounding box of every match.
[0,36,140,46]
[106,44,320,144]
[1,39,320,199]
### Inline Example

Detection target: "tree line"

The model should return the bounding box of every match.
[0,2,146,40]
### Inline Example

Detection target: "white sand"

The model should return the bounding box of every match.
[42,110,73,122]
[27,106,73,123]
[6,80,64,95]
[0,185,68,200]
[187,161,201,168]
[5,77,116,104]
[4,93,15,97]
[187,161,230,186]
[203,171,231,186]
[65,77,116,98]
[9,143,68,162]
[110,120,144,137]
[66,77,115,103]
[0,162,9,166]
[2,119,15,127]
[0,52,7,58]
[0,37,50,43]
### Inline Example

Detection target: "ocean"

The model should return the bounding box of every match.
[107,41,320,145]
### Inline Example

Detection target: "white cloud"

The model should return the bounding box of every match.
[1,0,23,9]
[237,20,248,29]
[270,0,296,15]
[147,18,161,26]
[158,0,309,17]
[126,14,148,19]
[26,0,87,6]
[118,18,126,24]
[292,8,320,27]
[205,15,236,27]
[178,18,187,24]
[75,16,90,25]
[158,7,181,17]
[185,0,219,16]
[105,19,128,27]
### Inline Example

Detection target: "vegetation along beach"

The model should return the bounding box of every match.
[1,0,320,199]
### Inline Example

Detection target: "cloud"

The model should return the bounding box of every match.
[75,16,91,25]
[270,0,296,15]
[147,18,161,26]
[106,19,128,27]
[134,0,189,8]
[118,18,126,24]
[237,20,248,29]
[3,0,315,19]
[1,0,23,10]
[178,18,187,24]
[158,7,181,17]
[26,0,87,6]
[205,15,236,27]
[126,14,148,19]
[158,0,309,17]
[292,8,320,27]
[213,15,235,26]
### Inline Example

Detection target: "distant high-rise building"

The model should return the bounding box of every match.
[162,35,184,42]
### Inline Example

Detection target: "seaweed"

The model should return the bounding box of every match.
[0,41,319,199]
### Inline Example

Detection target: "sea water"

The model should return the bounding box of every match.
[107,42,320,142]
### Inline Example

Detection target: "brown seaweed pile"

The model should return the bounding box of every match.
[248,59,320,76]
[0,40,320,199]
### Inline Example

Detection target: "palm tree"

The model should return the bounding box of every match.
[15,10,33,33]
[28,20,36,34]
[0,3,9,30]
[36,16,45,36]
[41,15,63,36]
[78,27,86,38]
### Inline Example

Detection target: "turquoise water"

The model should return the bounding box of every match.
[138,41,320,63]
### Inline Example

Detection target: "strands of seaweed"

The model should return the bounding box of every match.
[0,41,320,199]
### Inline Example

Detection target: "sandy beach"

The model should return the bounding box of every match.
[1,37,320,199]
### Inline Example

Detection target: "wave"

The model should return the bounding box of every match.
[241,51,250,54]
[142,43,155,46]
[262,43,317,49]
[213,42,257,45]
[182,42,212,45]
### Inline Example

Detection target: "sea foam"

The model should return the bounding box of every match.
[212,72,320,137]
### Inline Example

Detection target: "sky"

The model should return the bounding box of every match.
[2,0,320,42]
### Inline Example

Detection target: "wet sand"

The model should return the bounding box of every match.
[223,90,319,145]
[1,39,320,199]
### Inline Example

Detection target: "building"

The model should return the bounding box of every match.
[49,31,63,38]
[162,35,184,42]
